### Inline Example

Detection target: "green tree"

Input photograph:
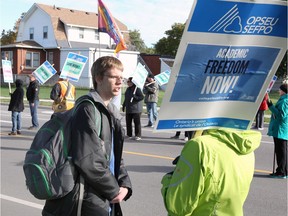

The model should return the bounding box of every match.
[276,52,287,80]
[0,29,17,45]
[154,23,185,57]
[128,29,147,52]
[0,13,23,45]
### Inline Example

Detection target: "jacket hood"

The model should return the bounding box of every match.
[88,90,123,121]
[15,79,23,88]
[204,129,261,155]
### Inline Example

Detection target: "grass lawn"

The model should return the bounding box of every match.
[0,85,165,108]
[0,85,278,122]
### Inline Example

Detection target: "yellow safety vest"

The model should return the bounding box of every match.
[58,81,76,110]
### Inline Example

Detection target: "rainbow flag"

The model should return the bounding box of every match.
[98,0,127,54]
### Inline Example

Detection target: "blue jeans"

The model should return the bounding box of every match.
[29,100,39,127]
[11,111,21,132]
[146,102,158,125]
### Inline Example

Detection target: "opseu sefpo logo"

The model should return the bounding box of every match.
[209,4,279,35]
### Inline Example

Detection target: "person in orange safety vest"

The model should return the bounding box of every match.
[50,77,76,112]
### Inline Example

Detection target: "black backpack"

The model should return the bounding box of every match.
[23,96,101,200]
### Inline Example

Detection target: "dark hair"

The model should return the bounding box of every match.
[91,56,124,89]
[279,83,288,94]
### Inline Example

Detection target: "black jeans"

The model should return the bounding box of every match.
[274,137,288,175]
[126,113,142,137]
[255,110,265,128]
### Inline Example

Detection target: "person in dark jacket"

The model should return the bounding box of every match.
[26,74,40,129]
[42,56,132,216]
[122,77,144,140]
[8,79,25,135]
[143,74,159,127]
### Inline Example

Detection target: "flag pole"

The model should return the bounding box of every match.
[99,31,101,57]
[130,87,137,103]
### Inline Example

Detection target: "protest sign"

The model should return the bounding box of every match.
[155,70,171,86]
[155,0,287,131]
[60,52,88,82]
[267,75,278,93]
[131,63,148,90]
[32,61,57,85]
[2,60,13,83]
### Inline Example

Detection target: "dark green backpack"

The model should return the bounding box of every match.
[23,96,101,200]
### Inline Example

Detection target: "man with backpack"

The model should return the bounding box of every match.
[50,75,76,113]
[42,56,132,216]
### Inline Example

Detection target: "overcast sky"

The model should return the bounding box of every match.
[0,0,193,47]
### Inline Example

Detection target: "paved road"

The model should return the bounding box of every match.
[0,104,287,216]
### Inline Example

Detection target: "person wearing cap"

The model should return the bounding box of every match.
[26,74,40,130]
[143,74,159,127]
[50,73,76,113]
[267,83,288,179]
[122,77,144,140]
[8,79,25,135]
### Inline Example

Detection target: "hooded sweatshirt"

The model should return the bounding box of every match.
[8,79,24,112]
[161,129,261,216]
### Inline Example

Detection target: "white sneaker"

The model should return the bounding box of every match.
[135,136,142,141]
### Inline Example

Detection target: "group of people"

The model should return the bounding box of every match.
[6,55,287,215]
[8,73,76,136]
[8,74,40,135]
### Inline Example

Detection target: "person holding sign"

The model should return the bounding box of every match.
[50,74,76,113]
[26,74,40,130]
[253,93,268,130]
[43,56,132,216]
[161,129,261,216]
[122,77,144,140]
[8,79,25,135]
[143,74,159,127]
[267,83,288,179]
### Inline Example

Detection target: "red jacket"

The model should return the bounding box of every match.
[259,93,268,111]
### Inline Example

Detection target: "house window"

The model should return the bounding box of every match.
[1,51,13,67]
[43,26,48,39]
[1,51,13,61]
[79,28,84,39]
[29,28,34,40]
[48,52,54,64]
[25,52,40,68]
[95,30,99,40]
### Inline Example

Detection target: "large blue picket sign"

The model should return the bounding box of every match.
[188,0,287,38]
[170,44,280,102]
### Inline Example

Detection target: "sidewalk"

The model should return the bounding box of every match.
[1,96,270,119]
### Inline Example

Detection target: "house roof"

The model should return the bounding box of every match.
[36,3,128,30]
[29,3,129,48]
[1,40,43,49]
[160,58,174,68]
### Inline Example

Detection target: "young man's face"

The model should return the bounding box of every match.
[98,67,123,99]
[30,76,36,82]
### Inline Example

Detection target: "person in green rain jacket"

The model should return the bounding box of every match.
[161,129,261,216]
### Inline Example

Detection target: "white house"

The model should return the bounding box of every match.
[1,3,139,87]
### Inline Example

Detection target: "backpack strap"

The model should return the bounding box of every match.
[65,81,73,98]
[73,97,102,136]
[77,175,85,216]
[72,97,103,216]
